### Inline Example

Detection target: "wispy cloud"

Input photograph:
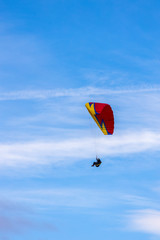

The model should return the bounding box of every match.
[0,187,158,237]
[11,188,112,209]
[120,194,156,208]
[1,188,156,213]
[0,130,159,168]
[0,198,56,238]
[0,86,160,100]
[0,188,151,210]
[128,209,160,235]
[0,214,56,234]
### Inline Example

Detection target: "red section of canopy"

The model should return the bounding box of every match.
[89,102,114,134]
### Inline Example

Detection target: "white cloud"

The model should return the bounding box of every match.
[0,86,160,100]
[3,188,148,210]
[1,188,156,211]
[0,130,159,168]
[120,194,154,208]
[128,209,160,235]
[11,188,111,209]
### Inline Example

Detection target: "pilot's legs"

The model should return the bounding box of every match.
[91,162,96,167]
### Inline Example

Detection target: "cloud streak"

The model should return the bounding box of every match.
[0,214,57,239]
[0,86,160,101]
[2,188,154,210]
[128,209,160,235]
[0,198,56,238]
[0,130,159,168]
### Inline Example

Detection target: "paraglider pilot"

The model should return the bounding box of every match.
[91,156,102,167]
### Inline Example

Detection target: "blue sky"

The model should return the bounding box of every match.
[0,0,160,239]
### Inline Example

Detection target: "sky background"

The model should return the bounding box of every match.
[0,0,160,239]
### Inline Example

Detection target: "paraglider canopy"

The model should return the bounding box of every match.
[85,102,114,135]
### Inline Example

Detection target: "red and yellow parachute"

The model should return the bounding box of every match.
[85,102,114,135]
